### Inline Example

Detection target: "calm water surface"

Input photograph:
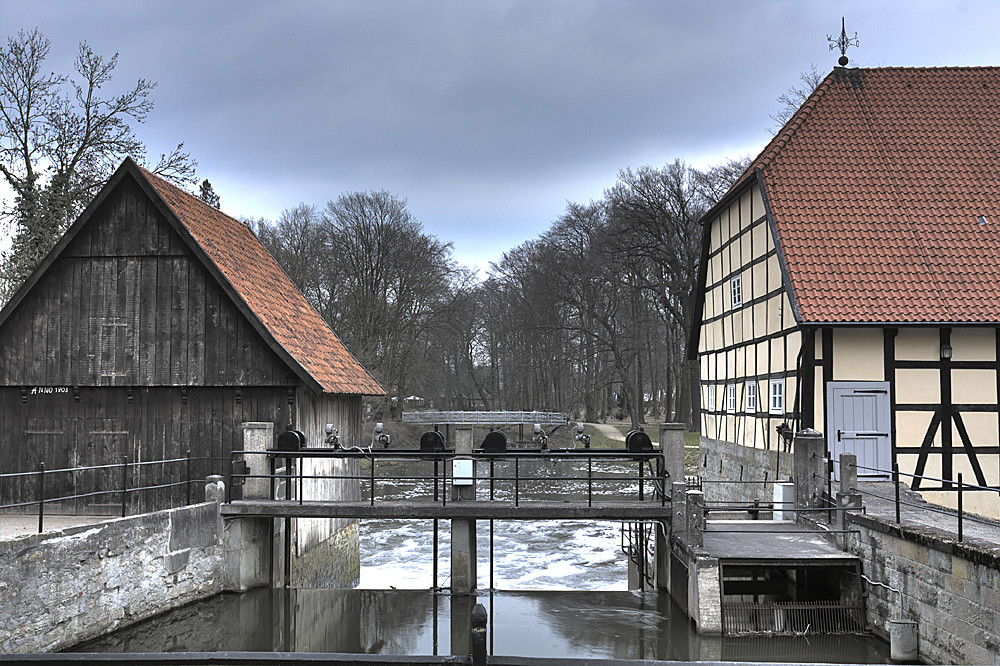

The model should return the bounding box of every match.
[73,587,890,662]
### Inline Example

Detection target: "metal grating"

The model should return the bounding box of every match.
[722,600,865,636]
[401,411,568,426]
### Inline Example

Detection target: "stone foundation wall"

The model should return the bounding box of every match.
[849,513,1000,665]
[0,500,272,653]
[698,436,793,507]
[291,520,360,588]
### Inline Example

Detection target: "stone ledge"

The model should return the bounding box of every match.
[849,511,1000,570]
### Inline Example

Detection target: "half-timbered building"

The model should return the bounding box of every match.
[691,66,1000,517]
[0,158,384,530]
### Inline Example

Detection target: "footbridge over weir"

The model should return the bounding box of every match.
[218,422,866,638]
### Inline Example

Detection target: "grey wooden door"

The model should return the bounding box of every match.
[827,382,891,478]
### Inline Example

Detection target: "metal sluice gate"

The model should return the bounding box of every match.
[719,560,866,636]
[722,599,865,635]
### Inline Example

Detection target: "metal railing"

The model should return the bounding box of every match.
[227,448,668,508]
[846,460,1000,543]
[0,452,220,534]
[401,411,569,426]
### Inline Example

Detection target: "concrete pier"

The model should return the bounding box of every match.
[451,426,477,595]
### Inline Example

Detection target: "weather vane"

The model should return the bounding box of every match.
[828,17,859,66]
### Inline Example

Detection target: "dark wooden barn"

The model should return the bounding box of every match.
[0,158,384,513]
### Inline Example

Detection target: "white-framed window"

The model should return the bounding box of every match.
[745,380,757,413]
[730,274,743,309]
[707,384,716,411]
[726,384,737,413]
[769,378,785,414]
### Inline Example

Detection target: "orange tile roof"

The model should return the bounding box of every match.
[139,165,384,395]
[751,66,1000,324]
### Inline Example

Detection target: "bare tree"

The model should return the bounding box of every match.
[323,190,457,404]
[691,155,753,206]
[769,63,825,133]
[604,160,709,426]
[0,29,196,299]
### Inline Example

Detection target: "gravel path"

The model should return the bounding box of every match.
[588,422,626,441]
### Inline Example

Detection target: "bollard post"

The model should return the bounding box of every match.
[836,453,862,533]
[470,603,488,666]
[205,475,225,503]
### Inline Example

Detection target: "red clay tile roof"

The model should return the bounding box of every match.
[139,165,385,395]
[751,66,1000,324]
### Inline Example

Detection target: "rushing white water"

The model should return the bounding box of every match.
[359,517,628,590]
[358,457,639,591]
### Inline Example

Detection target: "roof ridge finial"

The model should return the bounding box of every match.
[828,17,859,67]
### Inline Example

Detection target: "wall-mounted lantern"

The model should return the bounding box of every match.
[940,344,953,360]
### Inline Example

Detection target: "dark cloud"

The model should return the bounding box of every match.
[2,0,999,269]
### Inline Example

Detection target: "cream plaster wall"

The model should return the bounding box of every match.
[895,410,935,448]
[895,328,939,361]
[951,328,996,362]
[833,329,884,381]
[895,369,941,404]
[952,369,997,404]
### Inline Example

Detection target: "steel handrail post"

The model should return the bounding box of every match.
[958,472,964,542]
[490,459,494,501]
[226,452,233,504]
[185,449,192,505]
[588,457,593,508]
[285,456,292,501]
[370,455,376,507]
[660,457,667,507]
[269,456,275,499]
[37,461,45,533]
[638,460,644,502]
[514,458,519,507]
[120,454,129,518]
[433,518,439,589]
[893,462,901,524]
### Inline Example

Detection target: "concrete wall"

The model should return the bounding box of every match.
[0,499,270,653]
[849,512,1000,665]
[699,435,793,506]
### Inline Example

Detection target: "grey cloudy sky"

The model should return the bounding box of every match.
[2,0,999,271]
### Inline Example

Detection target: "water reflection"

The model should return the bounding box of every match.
[72,588,890,662]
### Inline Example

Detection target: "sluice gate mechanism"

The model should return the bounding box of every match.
[719,560,865,635]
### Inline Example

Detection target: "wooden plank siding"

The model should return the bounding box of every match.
[0,169,370,519]
[0,179,291,388]
[0,386,293,512]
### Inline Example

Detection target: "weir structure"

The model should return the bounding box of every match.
[222,416,677,595]
[220,420,873,641]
